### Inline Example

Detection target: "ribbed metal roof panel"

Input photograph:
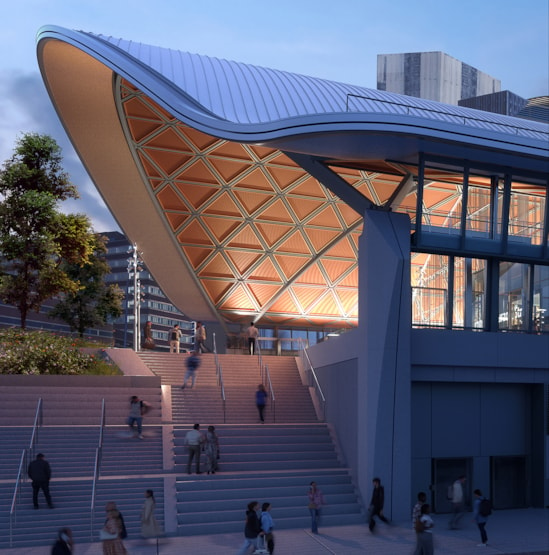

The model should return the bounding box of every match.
[37,27,549,150]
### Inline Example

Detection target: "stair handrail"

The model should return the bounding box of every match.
[28,397,43,460]
[90,398,106,540]
[9,449,27,546]
[299,343,326,422]
[212,333,227,423]
[264,364,276,423]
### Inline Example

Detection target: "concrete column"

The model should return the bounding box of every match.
[357,209,411,521]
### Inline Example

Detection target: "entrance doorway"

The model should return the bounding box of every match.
[491,456,528,509]
[432,457,472,513]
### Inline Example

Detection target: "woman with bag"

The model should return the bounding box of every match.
[100,501,127,555]
[141,489,162,538]
[307,481,325,534]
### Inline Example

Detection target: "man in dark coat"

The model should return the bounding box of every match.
[368,477,390,532]
[28,453,53,509]
[51,528,73,554]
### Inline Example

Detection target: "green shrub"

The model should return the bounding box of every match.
[0,329,120,375]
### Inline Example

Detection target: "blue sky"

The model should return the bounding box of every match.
[1,0,547,231]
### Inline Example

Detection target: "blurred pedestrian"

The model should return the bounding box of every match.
[256,384,268,423]
[448,475,466,529]
[473,489,490,547]
[416,503,434,555]
[237,501,262,554]
[195,321,207,352]
[169,324,182,353]
[51,527,73,555]
[141,489,162,538]
[261,502,275,554]
[246,322,259,355]
[307,481,325,534]
[28,453,53,509]
[368,477,390,532]
[100,501,127,555]
[127,395,149,439]
[181,350,201,389]
[204,425,220,474]
[184,423,204,474]
[142,321,155,350]
[412,491,427,555]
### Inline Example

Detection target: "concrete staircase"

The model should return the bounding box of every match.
[0,350,365,547]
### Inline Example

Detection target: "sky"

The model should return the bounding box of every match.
[0,0,547,232]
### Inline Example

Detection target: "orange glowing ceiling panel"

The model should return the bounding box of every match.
[182,246,214,269]
[268,290,302,315]
[235,167,275,191]
[256,200,295,223]
[121,81,364,328]
[309,291,341,316]
[254,223,293,247]
[225,226,264,250]
[307,229,341,252]
[219,285,256,311]
[248,258,282,281]
[247,283,282,306]
[173,182,216,210]
[201,216,241,242]
[208,157,252,183]
[156,186,187,211]
[274,255,311,280]
[233,190,275,215]
[338,268,358,288]
[226,251,262,275]
[277,232,312,255]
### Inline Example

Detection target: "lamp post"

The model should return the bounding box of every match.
[127,244,144,352]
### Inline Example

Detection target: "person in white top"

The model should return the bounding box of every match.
[417,503,434,555]
[246,322,259,355]
[448,475,466,529]
[184,423,204,474]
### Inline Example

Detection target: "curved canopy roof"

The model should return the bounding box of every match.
[36,25,549,330]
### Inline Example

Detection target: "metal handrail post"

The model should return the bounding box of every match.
[264,365,275,423]
[299,342,326,421]
[91,399,106,540]
[9,449,27,547]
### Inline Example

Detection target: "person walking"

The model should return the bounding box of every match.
[181,350,201,389]
[142,321,155,350]
[28,453,53,509]
[184,423,204,474]
[169,324,182,353]
[204,425,220,474]
[141,489,162,539]
[127,395,149,439]
[100,501,127,555]
[256,384,268,423]
[246,322,259,355]
[416,503,435,555]
[473,489,490,547]
[261,502,275,554]
[237,501,262,555]
[51,528,73,555]
[307,481,325,534]
[448,475,467,529]
[368,477,390,532]
[195,321,207,353]
[412,491,427,555]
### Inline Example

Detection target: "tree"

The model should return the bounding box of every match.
[0,133,96,328]
[49,234,124,337]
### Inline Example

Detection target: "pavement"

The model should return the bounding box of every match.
[1,508,547,554]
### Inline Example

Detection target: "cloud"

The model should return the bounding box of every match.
[0,69,119,232]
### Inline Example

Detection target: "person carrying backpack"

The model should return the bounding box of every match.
[473,489,491,547]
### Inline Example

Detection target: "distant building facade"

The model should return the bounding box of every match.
[377,51,501,105]
[103,231,194,351]
[459,90,527,117]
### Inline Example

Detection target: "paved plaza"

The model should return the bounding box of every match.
[2,508,547,554]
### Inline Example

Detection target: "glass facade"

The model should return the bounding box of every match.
[408,157,549,333]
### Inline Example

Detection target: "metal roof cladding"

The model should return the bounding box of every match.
[37,25,548,160]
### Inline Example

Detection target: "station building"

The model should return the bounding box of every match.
[36,26,549,519]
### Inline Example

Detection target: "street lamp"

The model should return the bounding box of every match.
[127,244,144,352]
